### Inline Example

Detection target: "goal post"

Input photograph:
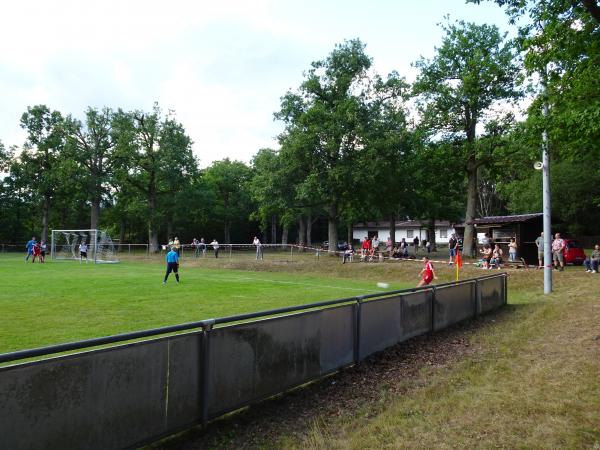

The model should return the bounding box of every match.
[50,229,119,263]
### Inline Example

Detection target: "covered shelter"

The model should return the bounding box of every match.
[455,213,543,264]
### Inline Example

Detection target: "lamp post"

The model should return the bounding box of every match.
[541,67,552,294]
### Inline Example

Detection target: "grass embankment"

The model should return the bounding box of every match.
[271,268,600,449]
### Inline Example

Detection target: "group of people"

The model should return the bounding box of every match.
[535,231,567,271]
[354,235,428,263]
[476,234,519,270]
[536,231,567,271]
[25,237,47,263]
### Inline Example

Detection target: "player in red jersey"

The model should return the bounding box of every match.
[417,256,437,287]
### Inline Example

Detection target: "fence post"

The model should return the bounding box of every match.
[353,296,363,363]
[430,287,436,332]
[475,279,482,316]
[200,320,214,427]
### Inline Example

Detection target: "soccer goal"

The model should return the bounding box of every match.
[50,229,119,263]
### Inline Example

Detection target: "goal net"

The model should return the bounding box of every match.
[51,229,119,263]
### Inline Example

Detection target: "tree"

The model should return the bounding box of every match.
[413,20,521,256]
[17,105,66,242]
[203,159,253,244]
[64,107,116,230]
[360,73,412,245]
[276,39,375,253]
[113,104,197,252]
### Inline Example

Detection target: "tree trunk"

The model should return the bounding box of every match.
[298,216,306,250]
[463,155,478,258]
[347,223,353,246]
[90,197,100,230]
[118,220,125,252]
[389,212,396,246]
[148,226,159,254]
[327,203,338,255]
[281,225,289,246]
[271,215,277,244]
[306,213,313,247]
[224,221,231,244]
[41,194,50,243]
[428,217,437,252]
[148,188,159,253]
[167,220,173,242]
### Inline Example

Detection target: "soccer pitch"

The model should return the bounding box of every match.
[0,254,409,354]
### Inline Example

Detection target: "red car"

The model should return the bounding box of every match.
[563,239,586,265]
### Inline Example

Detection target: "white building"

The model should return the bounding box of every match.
[352,220,456,244]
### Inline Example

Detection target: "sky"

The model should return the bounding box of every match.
[0,0,511,167]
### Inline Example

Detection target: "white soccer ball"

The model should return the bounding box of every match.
[377,282,390,289]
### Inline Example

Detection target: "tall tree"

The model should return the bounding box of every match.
[413,21,521,255]
[113,104,197,252]
[17,105,66,242]
[203,159,253,244]
[276,39,373,253]
[64,107,116,230]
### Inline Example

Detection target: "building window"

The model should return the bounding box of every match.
[440,228,447,238]
[406,229,414,238]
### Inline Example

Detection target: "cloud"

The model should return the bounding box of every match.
[0,0,510,164]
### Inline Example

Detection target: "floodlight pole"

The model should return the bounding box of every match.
[541,67,552,294]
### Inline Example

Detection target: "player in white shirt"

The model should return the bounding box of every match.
[79,242,88,264]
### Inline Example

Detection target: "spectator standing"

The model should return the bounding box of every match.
[173,237,181,256]
[448,234,458,265]
[413,236,419,256]
[480,233,490,250]
[386,237,393,258]
[361,236,370,261]
[508,238,518,262]
[200,237,206,257]
[210,239,219,258]
[584,244,600,273]
[253,236,263,260]
[192,238,201,258]
[25,237,36,262]
[372,236,379,255]
[551,233,566,271]
[535,231,545,269]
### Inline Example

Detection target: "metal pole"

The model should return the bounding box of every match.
[542,67,553,294]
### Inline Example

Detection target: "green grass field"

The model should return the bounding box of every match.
[0,253,412,354]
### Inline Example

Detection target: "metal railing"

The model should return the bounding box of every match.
[0,273,507,450]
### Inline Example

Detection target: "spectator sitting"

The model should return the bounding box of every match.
[392,245,402,259]
[480,244,492,269]
[584,244,600,273]
[400,238,408,258]
[342,245,354,264]
[490,244,503,269]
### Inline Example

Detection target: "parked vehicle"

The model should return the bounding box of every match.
[563,239,586,265]
[322,241,349,251]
